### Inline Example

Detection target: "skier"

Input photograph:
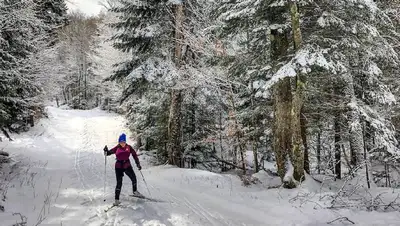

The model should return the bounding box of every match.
[103,133,143,206]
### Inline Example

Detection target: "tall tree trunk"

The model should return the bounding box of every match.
[345,76,364,166]
[301,112,309,174]
[362,122,371,188]
[168,90,183,167]
[62,88,67,104]
[273,77,293,187]
[56,96,59,107]
[270,1,293,187]
[167,3,184,167]
[289,0,305,182]
[84,63,87,101]
[219,111,224,160]
[190,89,196,161]
[317,129,321,174]
[250,82,259,172]
[334,112,341,180]
[227,83,245,173]
[136,136,142,150]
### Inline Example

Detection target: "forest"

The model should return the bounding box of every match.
[2,0,400,193]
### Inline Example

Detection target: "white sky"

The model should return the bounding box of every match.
[66,0,105,16]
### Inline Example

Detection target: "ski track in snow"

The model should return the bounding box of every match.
[1,106,400,226]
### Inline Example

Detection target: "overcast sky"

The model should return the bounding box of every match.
[66,0,104,16]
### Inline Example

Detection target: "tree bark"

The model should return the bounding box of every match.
[270,0,293,187]
[168,90,183,167]
[167,3,185,167]
[362,122,371,189]
[56,96,59,107]
[334,112,341,180]
[301,112,309,174]
[250,82,259,172]
[228,84,246,174]
[317,130,321,174]
[273,76,293,187]
[289,0,305,182]
[345,76,364,166]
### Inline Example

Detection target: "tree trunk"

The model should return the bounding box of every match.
[270,0,293,186]
[167,3,184,167]
[168,90,183,167]
[219,111,223,160]
[334,112,341,180]
[362,122,371,189]
[62,87,68,103]
[301,112,309,174]
[345,76,364,166]
[250,82,259,172]
[291,79,305,182]
[273,77,294,187]
[289,0,305,183]
[317,130,321,174]
[136,136,142,150]
[56,96,59,107]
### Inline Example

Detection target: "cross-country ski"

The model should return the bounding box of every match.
[2,0,400,225]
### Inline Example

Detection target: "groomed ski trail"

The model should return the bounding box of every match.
[2,106,400,226]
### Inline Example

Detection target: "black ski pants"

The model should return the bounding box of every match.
[115,166,137,200]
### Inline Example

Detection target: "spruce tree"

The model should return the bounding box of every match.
[107,0,176,160]
[33,0,68,44]
[0,0,45,132]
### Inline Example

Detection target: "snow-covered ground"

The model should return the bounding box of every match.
[1,107,400,226]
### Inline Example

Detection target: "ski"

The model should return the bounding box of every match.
[104,205,116,212]
[104,204,124,212]
[129,194,166,203]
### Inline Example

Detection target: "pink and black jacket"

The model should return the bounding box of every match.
[106,144,140,169]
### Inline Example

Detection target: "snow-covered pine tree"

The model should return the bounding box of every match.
[214,0,273,173]
[0,0,47,133]
[107,0,177,162]
[33,0,68,45]
[29,0,69,104]
[301,0,399,184]
[108,0,224,167]
[214,0,400,187]
[260,0,400,186]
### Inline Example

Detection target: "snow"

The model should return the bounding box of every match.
[1,107,400,225]
[66,0,104,16]
[263,46,336,90]
[283,157,294,183]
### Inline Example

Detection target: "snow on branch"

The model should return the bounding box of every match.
[348,100,400,157]
[263,45,337,90]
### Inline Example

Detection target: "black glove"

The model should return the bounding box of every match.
[103,145,108,156]
[137,164,142,170]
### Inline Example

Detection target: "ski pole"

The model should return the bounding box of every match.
[103,151,107,202]
[139,170,151,197]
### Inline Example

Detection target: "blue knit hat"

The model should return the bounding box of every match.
[118,133,126,143]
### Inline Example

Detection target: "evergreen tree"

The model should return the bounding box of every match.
[0,0,46,132]
[214,0,273,172]
[107,0,176,160]
[33,0,68,44]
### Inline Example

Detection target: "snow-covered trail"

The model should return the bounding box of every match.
[1,106,266,226]
[1,107,400,226]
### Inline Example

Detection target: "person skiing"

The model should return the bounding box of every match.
[103,133,143,206]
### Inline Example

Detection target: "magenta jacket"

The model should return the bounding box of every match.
[106,144,140,169]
